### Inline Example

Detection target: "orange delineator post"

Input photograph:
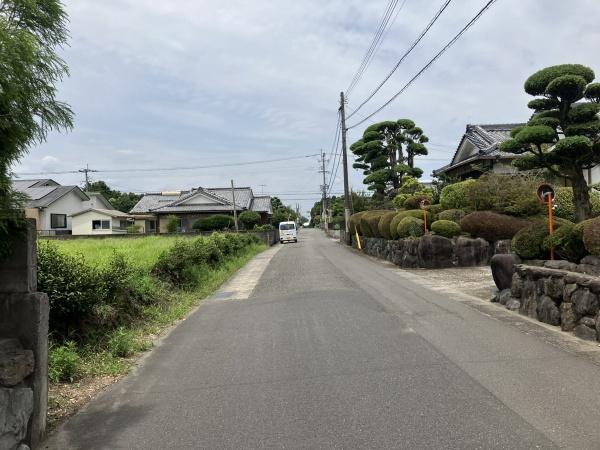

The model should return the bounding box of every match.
[355,228,362,250]
[423,210,428,235]
[547,193,554,260]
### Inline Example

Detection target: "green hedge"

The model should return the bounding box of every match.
[397,217,425,238]
[378,212,398,240]
[438,209,466,223]
[440,179,476,210]
[193,215,234,231]
[553,187,600,222]
[239,211,261,229]
[583,217,600,256]
[349,211,368,235]
[359,210,388,238]
[460,211,529,242]
[430,220,461,238]
[390,210,423,239]
[545,222,588,262]
[512,225,550,259]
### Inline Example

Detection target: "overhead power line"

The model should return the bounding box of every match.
[14,153,320,176]
[348,0,499,130]
[347,0,453,119]
[346,0,408,97]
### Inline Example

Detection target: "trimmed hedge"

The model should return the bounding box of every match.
[193,214,234,231]
[583,217,600,256]
[397,217,425,238]
[438,209,466,223]
[359,211,388,238]
[553,187,600,222]
[440,179,476,210]
[349,211,368,234]
[460,211,529,242]
[512,224,550,259]
[545,222,588,262]
[390,210,425,239]
[430,220,461,238]
[238,211,261,229]
[378,212,398,240]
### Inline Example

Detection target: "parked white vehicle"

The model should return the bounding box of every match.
[279,221,297,243]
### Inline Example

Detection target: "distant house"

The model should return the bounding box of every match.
[130,187,273,233]
[12,179,113,235]
[433,124,525,180]
[70,209,156,235]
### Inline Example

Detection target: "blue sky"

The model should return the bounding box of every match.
[13,0,600,215]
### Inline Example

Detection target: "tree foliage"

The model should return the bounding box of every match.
[350,119,428,199]
[501,64,600,221]
[87,181,142,213]
[0,0,73,257]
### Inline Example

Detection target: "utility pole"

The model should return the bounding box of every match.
[318,151,329,231]
[340,92,353,242]
[79,164,98,191]
[259,184,266,195]
[230,179,239,232]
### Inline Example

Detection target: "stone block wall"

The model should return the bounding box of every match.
[503,260,600,341]
[354,235,494,268]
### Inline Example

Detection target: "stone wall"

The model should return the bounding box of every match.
[0,221,49,449]
[496,257,600,341]
[355,235,496,268]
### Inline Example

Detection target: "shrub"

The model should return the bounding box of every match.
[48,341,82,383]
[428,204,443,217]
[239,211,261,229]
[193,215,234,231]
[165,215,179,233]
[553,187,600,222]
[466,173,543,217]
[152,240,196,285]
[431,220,461,238]
[349,211,368,234]
[390,210,426,239]
[402,193,433,210]
[545,222,588,262]
[359,211,388,238]
[397,217,425,238]
[512,224,550,259]
[127,224,142,234]
[460,211,529,242]
[108,328,138,358]
[254,224,274,231]
[583,217,600,255]
[378,212,398,240]
[438,209,466,223]
[440,179,476,210]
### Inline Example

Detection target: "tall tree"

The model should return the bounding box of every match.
[0,0,73,256]
[350,119,428,199]
[501,64,600,221]
[86,180,142,213]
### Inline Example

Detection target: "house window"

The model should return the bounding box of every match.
[50,214,67,229]
[119,220,128,229]
[92,220,110,230]
[148,220,156,231]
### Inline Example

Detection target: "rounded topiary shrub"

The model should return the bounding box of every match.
[390,210,427,239]
[553,187,600,222]
[193,215,234,231]
[545,222,588,262]
[438,209,466,223]
[430,220,461,238]
[238,211,261,229]
[428,204,443,217]
[460,211,529,242]
[583,217,600,256]
[440,179,476,210]
[403,194,433,210]
[378,211,398,240]
[512,224,550,259]
[397,217,425,238]
[349,211,367,235]
[359,211,388,238]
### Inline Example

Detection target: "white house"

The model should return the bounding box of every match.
[71,209,157,235]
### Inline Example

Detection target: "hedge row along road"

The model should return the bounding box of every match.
[46,229,600,449]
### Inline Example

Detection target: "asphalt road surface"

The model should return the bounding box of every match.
[45,229,600,449]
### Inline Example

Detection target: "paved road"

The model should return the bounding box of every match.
[46,229,600,449]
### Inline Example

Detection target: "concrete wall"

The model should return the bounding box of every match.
[0,220,49,449]
[38,190,87,232]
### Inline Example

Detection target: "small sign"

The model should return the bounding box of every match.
[420,199,431,210]
[537,184,555,203]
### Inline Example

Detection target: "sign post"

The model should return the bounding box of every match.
[536,184,556,260]
[420,199,431,235]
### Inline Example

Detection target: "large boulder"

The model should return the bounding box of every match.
[417,235,454,269]
[536,295,560,325]
[571,288,599,317]
[490,254,521,291]
[455,237,491,266]
[561,303,577,331]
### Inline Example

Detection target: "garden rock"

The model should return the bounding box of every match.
[543,277,565,302]
[581,255,600,266]
[561,303,577,331]
[417,235,454,269]
[511,273,523,298]
[580,316,596,328]
[455,237,490,266]
[571,288,599,317]
[506,299,521,311]
[544,260,578,272]
[494,239,512,255]
[576,264,600,277]
[563,284,578,303]
[495,289,512,305]
[574,323,597,341]
[536,295,560,325]
[491,254,521,290]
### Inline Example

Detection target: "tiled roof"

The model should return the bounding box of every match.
[206,187,253,209]
[14,184,88,208]
[250,196,273,214]
[71,208,131,218]
[12,179,59,190]
[433,123,525,176]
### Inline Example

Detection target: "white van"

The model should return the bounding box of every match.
[279,221,297,243]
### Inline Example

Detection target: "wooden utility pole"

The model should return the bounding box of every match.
[78,164,98,191]
[319,152,328,231]
[340,92,353,241]
[230,179,239,232]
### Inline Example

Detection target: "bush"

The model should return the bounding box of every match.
[390,210,426,239]
[48,341,82,383]
[378,212,398,240]
[239,211,261,229]
[166,215,179,233]
[359,211,388,238]
[349,211,368,234]
[108,328,138,358]
[553,187,600,222]
[402,193,433,210]
[397,217,425,238]
[430,220,461,238]
[193,215,234,231]
[152,240,196,285]
[127,224,142,234]
[545,222,588,262]
[583,217,600,255]
[254,224,274,231]
[460,211,530,242]
[512,224,550,259]
[428,204,443,217]
[440,179,476,210]
[438,209,466,223]
[466,173,543,217]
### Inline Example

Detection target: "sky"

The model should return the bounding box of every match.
[13,0,600,215]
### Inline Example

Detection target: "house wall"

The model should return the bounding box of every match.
[491,161,518,174]
[38,191,87,233]
[82,193,112,210]
[72,211,125,235]
[588,165,600,185]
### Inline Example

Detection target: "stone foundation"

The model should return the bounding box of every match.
[355,235,494,268]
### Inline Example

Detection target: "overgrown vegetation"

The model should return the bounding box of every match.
[40,234,265,383]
